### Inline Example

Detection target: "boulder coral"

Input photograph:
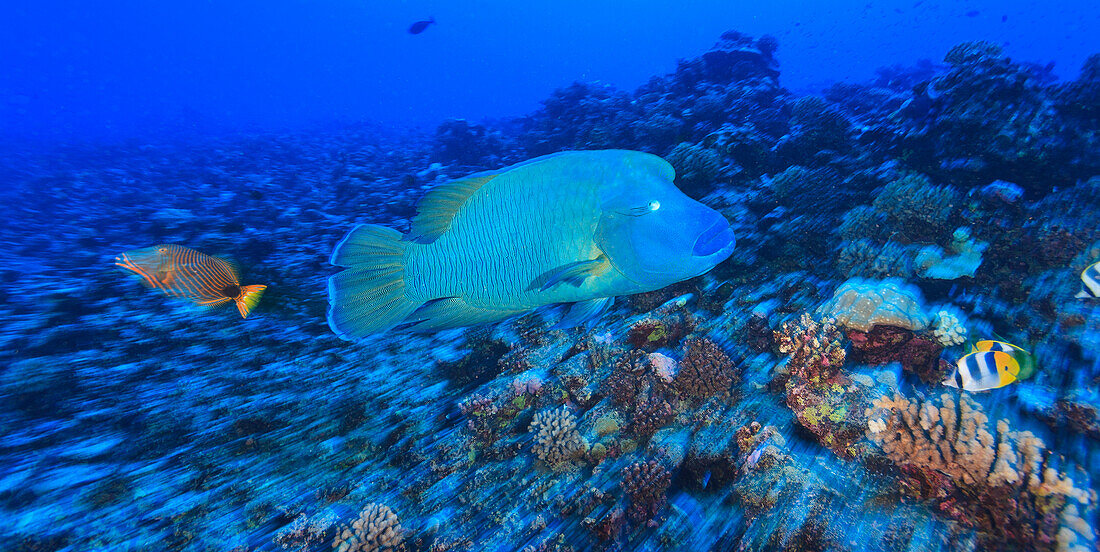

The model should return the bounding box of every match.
[817,278,930,332]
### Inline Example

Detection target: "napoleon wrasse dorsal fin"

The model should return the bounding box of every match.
[406,174,498,243]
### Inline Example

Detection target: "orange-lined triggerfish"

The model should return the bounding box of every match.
[115,245,266,318]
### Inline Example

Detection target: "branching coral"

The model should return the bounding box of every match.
[773,313,846,382]
[866,393,1097,551]
[333,503,405,552]
[602,349,650,406]
[932,309,968,347]
[673,338,737,401]
[628,396,674,437]
[529,406,587,470]
[620,460,672,524]
[773,313,870,458]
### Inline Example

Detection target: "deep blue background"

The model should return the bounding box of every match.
[2,0,1096,144]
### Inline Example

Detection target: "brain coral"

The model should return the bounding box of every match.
[817,278,930,331]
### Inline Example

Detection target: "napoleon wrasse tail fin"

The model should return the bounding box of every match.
[234,285,267,318]
[327,224,421,340]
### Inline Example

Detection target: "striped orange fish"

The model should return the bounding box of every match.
[115,244,266,318]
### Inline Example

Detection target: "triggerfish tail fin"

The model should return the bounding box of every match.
[327,224,421,340]
[234,285,267,318]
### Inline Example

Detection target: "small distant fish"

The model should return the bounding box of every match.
[966,10,980,17]
[408,17,435,34]
[743,438,773,472]
[1001,15,1008,23]
[944,351,1019,392]
[1076,261,1099,299]
[115,245,266,318]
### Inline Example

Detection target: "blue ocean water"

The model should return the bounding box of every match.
[2,1,1099,551]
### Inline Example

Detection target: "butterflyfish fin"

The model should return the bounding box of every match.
[1015,352,1037,380]
[235,285,267,318]
[555,297,614,329]
[532,255,611,292]
[327,224,421,339]
[406,174,497,243]
[1076,290,1092,299]
[397,297,525,333]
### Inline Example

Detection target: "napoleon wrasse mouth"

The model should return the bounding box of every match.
[692,220,735,258]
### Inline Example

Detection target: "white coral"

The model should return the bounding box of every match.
[529,406,587,469]
[932,309,968,347]
[333,503,404,552]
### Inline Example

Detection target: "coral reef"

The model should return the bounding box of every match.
[3,27,1099,552]
[867,393,1097,551]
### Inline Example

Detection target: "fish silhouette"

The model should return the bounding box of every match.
[408,17,435,35]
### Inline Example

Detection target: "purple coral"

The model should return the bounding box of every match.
[620,460,672,525]
[673,338,736,400]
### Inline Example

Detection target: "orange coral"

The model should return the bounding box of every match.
[866,393,1097,551]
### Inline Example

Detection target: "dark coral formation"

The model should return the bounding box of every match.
[620,460,672,525]
[673,338,737,401]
